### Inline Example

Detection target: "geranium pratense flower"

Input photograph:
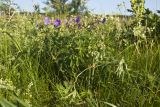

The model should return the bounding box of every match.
[75,16,80,23]
[102,18,106,24]
[44,17,51,25]
[54,19,61,28]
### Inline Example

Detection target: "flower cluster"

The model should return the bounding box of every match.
[44,17,61,28]
[36,16,107,30]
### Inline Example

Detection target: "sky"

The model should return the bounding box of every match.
[14,0,160,15]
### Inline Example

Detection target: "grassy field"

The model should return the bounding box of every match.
[0,13,160,107]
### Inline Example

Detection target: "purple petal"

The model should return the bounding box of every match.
[75,16,80,23]
[54,19,61,27]
[44,17,51,25]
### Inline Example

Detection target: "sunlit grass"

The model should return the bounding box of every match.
[0,14,160,107]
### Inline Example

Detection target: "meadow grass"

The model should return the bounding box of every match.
[0,14,160,107]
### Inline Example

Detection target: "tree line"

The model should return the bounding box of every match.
[0,0,88,15]
[0,0,160,15]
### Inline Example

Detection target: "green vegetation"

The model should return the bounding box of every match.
[44,0,88,14]
[0,0,18,15]
[0,0,160,107]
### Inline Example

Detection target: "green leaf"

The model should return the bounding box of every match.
[0,97,17,107]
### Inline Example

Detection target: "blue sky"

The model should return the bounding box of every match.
[14,0,160,14]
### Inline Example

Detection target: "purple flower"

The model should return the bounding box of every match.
[75,16,80,23]
[102,18,106,24]
[44,17,51,25]
[54,19,61,28]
